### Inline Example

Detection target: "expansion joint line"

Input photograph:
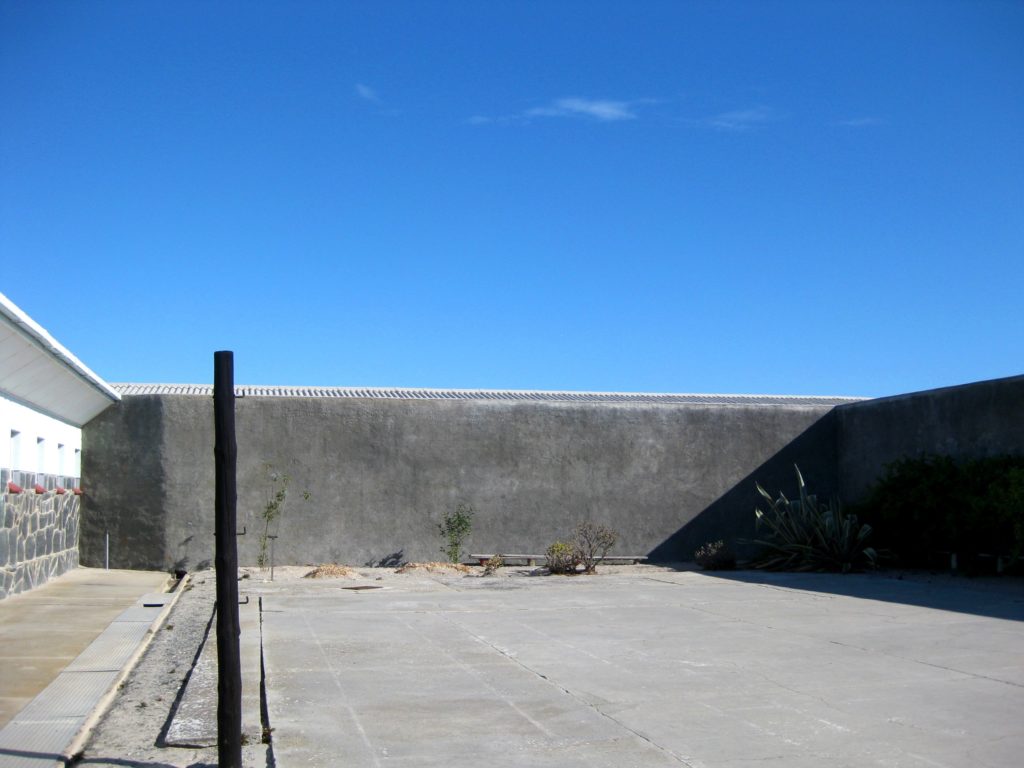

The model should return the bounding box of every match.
[824,639,1024,690]
[298,609,383,767]
[444,614,696,766]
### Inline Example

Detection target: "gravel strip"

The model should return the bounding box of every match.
[72,574,270,768]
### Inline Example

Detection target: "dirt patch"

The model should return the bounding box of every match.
[395,561,472,574]
[303,564,358,579]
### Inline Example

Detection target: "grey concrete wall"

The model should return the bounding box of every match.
[836,374,1024,503]
[81,395,166,571]
[82,395,839,570]
[1,470,81,599]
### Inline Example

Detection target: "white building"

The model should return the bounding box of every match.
[0,291,120,597]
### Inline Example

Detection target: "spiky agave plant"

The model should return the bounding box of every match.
[753,466,878,573]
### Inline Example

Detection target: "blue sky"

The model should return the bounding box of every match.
[2,1,1021,397]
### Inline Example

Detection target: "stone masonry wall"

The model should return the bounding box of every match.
[0,469,81,600]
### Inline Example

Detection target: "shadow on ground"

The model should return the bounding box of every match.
[693,567,1024,622]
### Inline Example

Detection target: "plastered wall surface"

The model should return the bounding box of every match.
[836,374,1024,502]
[81,374,1023,572]
[83,394,839,570]
[1,394,82,475]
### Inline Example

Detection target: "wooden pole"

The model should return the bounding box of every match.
[214,351,242,767]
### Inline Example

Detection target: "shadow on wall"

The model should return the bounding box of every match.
[648,412,839,563]
[695,569,1024,623]
[365,550,405,568]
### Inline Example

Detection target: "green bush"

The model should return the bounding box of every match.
[752,466,877,573]
[438,504,474,563]
[859,454,1024,569]
[546,541,579,574]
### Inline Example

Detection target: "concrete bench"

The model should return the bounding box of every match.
[470,553,648,567]
[939,551,1020,574]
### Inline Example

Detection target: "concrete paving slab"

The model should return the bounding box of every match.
[0,718,82,768]
[0,568,170,727]
[0,567,172,766]
[256,569,1024,768]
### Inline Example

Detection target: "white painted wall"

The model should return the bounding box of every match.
[0,393,81,476]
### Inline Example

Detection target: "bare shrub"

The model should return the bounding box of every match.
[572,522,619,573]
[482,553,504,575]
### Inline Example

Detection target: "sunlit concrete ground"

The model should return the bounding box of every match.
[0,567,170,727]
[249,567,1024,768]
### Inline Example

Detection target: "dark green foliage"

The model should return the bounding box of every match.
[752,466,878,573]
[694,540,736,570]
[438,503,474,563]
[859,454,1024,570]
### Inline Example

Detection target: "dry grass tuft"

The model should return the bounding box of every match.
[304,564,358,579]
[395,561,472,574]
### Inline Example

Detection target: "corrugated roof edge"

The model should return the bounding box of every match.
[109,383,865,407]
[0,291,121,403]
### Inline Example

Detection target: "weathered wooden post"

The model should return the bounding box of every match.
[214,351,242,767]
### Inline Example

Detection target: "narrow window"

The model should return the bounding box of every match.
[73,448,82,478]
[37,437,46,475]
[10,430,21,470]
[58,443,66,475]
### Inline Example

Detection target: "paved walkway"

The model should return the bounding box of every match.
[0,567,172,766]
[254,569,1024,768]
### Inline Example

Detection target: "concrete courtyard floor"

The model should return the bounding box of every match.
[248,566,1024,768]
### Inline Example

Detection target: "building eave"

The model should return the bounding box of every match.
[0,292,120,427]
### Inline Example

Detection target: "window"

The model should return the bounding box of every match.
[10,430,21,470]
[73,448,82,478]
[37,437,46,474]
[58,443,66,475]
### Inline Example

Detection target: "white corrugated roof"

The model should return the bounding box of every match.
[111,383,864,407]
[0,292,120,426]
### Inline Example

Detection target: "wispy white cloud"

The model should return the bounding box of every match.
[470,96,647,126]
[526,97,637,122]
[703,105,777,131]
[833,116,885,127]
[355,83,381,103]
